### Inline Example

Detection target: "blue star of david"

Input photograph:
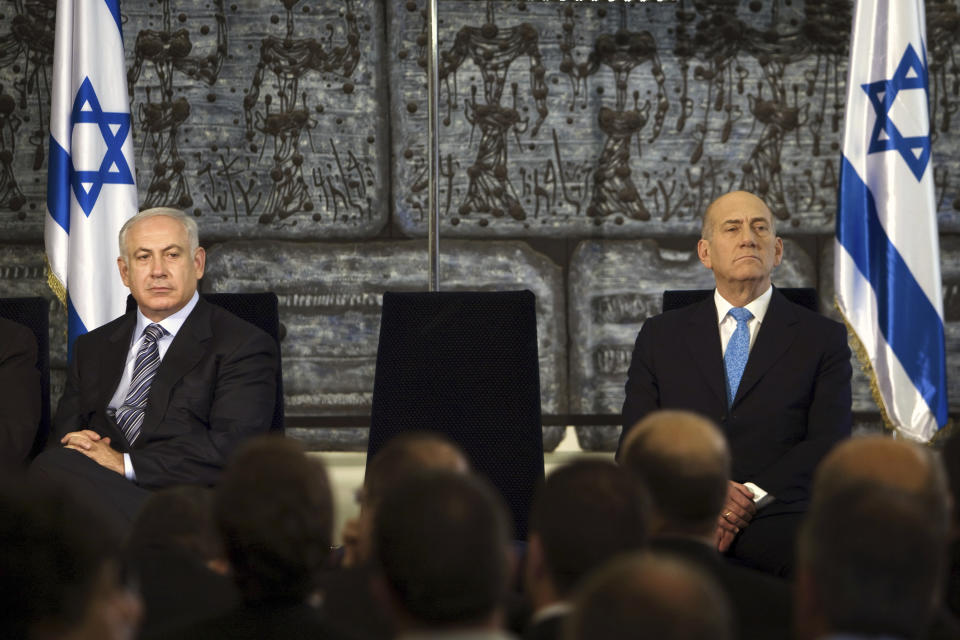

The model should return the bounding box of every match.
[69,76,134,216]
[861,43,931,182]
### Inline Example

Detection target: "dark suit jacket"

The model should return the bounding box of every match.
[52,298,278,489]
[651,537,791,640]
[163,601,359,640]
[620,288,852,512]
[0,317,41,465]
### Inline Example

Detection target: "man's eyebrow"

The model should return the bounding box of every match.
[722,218,742,226]
[750,217,771,225]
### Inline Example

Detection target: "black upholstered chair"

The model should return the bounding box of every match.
[662,287,819,313]
[0,297,50,458]
[368,290,545,539]
[126,292,284,432]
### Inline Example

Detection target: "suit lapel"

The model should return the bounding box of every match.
[684,298,727,408]
[99,314,137,411]
[733,288,798,406]
[140,299,212,438]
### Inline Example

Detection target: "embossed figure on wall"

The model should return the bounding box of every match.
[0,0,55,214]
[243,0,364,225]
[560,2,668,221]
[437,1,547,222]
[128,0,228,211]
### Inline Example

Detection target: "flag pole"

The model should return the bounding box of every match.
[426,0,440,292]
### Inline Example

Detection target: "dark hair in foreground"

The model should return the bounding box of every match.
[374,470,511,627]
[126,485,222,561]
[566,552,733,640]
[362,431,468,508]
[798,483,945,638]
[529,459,649,595]
[0,474,118,638]
[215,436,333,604]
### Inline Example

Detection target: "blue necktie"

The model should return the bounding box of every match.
[724,307,753,407]
[115,323,165,445]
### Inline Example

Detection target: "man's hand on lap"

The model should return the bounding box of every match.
[62,430,124,474]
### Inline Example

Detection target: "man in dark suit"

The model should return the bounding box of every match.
[618,190,852,576]
[0,316,41,466]
[31,207,278,533]
[620,409,792,640]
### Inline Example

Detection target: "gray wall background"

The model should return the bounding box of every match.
[1,0,957,450]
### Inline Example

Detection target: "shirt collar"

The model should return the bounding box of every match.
[134,290,200,342]
[714,285,773,325]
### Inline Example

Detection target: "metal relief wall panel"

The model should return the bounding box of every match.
[202,239,566,449]
[569,237,817,451]
[391,0,852,238]
[123,0,387,240]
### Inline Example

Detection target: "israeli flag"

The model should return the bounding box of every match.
[45,0,138,356]
[836,0,947,441]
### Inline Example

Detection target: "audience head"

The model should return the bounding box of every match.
[814,435,951,537]
[796,483,945,640]
[215,436,333,604]
[941,429,960,531]
[126,486,225,571]
[621,410,730,537]
[117,207,205,322]
[373,470,512,631]
[0,474,142,640]
[345,431,469,567]
[566,552,733,640]
[526,459,649,604]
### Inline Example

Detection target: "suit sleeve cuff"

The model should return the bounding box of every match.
[123,453,137,481]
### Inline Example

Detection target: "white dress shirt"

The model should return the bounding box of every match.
[714,285,773,356]
[108,291,200,480]
[713,285,774,504]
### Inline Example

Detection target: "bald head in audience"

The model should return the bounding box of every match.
[566,553,733,640]
[813,435,951,535]
[796,482,945,640]
[620,410,730,539]
[342,432,470,567]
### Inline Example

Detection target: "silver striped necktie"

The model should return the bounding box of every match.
[115,323,165,445]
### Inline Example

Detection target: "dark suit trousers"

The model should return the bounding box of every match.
[726,510,803,578]
[30,447,150,538]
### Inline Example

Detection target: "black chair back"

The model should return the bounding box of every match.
[368,290,544,539]
[663,288,819,313]
[126,292,284,432]
[0,297,50,457]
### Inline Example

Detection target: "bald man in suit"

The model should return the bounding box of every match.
[619,191,852,576]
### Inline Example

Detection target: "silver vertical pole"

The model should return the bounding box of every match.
[427,0,440,292]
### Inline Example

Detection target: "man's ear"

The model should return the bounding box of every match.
[117,257,130,287]
[697,238,712,269]
[193,246,206,279]
[773,236,783,267]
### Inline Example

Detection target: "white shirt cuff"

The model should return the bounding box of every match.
[743,482,774,508]
[123,453,136,481]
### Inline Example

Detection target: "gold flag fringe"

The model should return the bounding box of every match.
[834,296,953,448]
[44,253,66,307]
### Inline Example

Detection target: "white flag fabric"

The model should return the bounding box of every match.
[836,0,947,441]
[45,0,138,357]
